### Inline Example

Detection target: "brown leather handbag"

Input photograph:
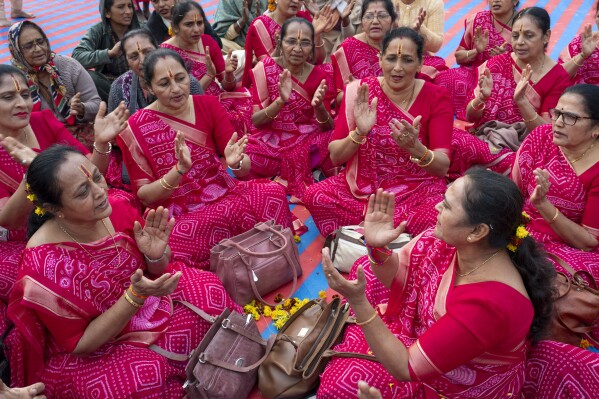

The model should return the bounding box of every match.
[258,297,377,399]
[548,260,599,346]
[150,301,273,399]
[210,220,302,306]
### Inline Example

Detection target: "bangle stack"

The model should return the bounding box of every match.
[129,285,148,300]
[572,53,587,67]
[123,290,143,309]
[229,158,243,171]
[316,113,331,124]
[349,130,366,145]
[93,142,112,155]
[471,97,486,111]
[159,176,179,190]
[411,149,435,167]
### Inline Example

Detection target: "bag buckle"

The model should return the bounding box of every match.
[198,353,207,364]
[222,318,232,329]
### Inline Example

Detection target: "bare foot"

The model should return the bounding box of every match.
[11,10,36,19]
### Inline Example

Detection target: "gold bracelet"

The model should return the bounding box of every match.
[466,49,471,59]
[93,142,112,155]
[222,75,237,84]
[263,106,277,120]
[315,40,325,48]
[159,176,179,190]
[123,290,143,309]
[409,147,429,163]
[547,207,560,224]
[356,311,378,326]
[349,130,366,145]
[129,285,148,300]
[523,113,538,123]
[316,112,331,124]
[572,53,586,67]
[419,150,435,167]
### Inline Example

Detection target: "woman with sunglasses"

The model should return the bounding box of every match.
[512,84,599,398]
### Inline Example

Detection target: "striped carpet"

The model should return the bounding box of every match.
[0,2,596,395]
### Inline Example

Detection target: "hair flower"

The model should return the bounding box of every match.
[507,224,530,252]
[268,0,276,12]
[34,206,46,216]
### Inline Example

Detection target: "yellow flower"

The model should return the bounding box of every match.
[294,235,301,243]
[34,206,45,216]
[318,290,326,299]
[515,225,529,239]
[263,306,272,317]
[283,298,292,308]
[267,0,276,12]
[521,211,531,222]
[506,243,517,253]
[580,338,590,349]
[26,193,36,203]
[168,26,173,36]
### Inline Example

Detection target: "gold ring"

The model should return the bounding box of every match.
[327,273,332,277]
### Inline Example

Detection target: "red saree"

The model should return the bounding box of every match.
[117,95,293,270]
[448,52,570,179]
[0,110,88,305]
[243,57,334,200]
[435,10,513,120]
[161,37,253,134]
[331,37,382,94]
[559,34,599,85]
[303,77,452,237]
[6,194,239,397]
[318,229,533,398]
[512,124,599,279]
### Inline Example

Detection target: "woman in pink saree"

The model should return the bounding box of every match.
[0,65,127,323]
[242,0,329,88]
[161,1,252,134]
[304,28,452,237]
[6,146,238,397]
[243,18,334,201]
[117,49,293,270]
[331,0,396,104]
[318,168,556,399]
[512,85,599,398]
[558,2,599,86]
[435,0,516,120]
[449,7,570,179]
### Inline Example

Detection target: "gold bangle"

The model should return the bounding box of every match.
[315,40,325,48]
[419,150,435,167]
[547,207,560,224]
[93,142,112,155]
[223,75,236,84]
[572,54,585,67]
[316,112,331,124]
[263,106,277,120]
[129,285,148,299]
[356,311,378,326]
[409,147,429,163]
[349,130,366,145]
[159,176,179,190]
[523,113,538,123]
[123,290,143,309]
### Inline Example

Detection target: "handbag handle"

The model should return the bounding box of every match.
[322,349,379,362]
[221,225,289,257]
[243,246,300,307]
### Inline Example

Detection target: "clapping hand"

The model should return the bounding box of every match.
[473,26,489,54]
[513,64,532,104]
[313,4,337,35]
[341,0,357,21]
[354,83,378,136]
[93,101,129,145]
[0,134,37,167]
[134,206,175,261]
[69,92,85,117]
[530,168,551,207]
[311,79,327,108]
[389,115,422,151]
[174,131,192,173]
[580,24,599,59]
[278,69,293,103]
[478,68,492,101]
[322,246,367,305]
[488,42,508,57]
[364,189,406,248]
[224,132,248,169]
[225,50,239,74]
[413,8,426,31]
[129,268,181,299]
[205,47,217,78]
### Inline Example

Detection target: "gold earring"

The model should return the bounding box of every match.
[467,236,472,242]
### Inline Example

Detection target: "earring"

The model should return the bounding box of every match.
[467,236,472,242]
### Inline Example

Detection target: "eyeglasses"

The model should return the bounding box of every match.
[548,108,596,126]
[21,38,48,52]
[283,39,313,49]
[362,12,391,22]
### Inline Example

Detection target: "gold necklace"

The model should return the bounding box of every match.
[565,141,596,165]
[58,219,122,267]
[530,56,546,84]
[382,79,416,109]
[457,250,501,277]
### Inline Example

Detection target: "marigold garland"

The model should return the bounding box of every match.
[243,295,314,330]
[507,212,531,252]
[267,0,276,12]
[25,183,45,216]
